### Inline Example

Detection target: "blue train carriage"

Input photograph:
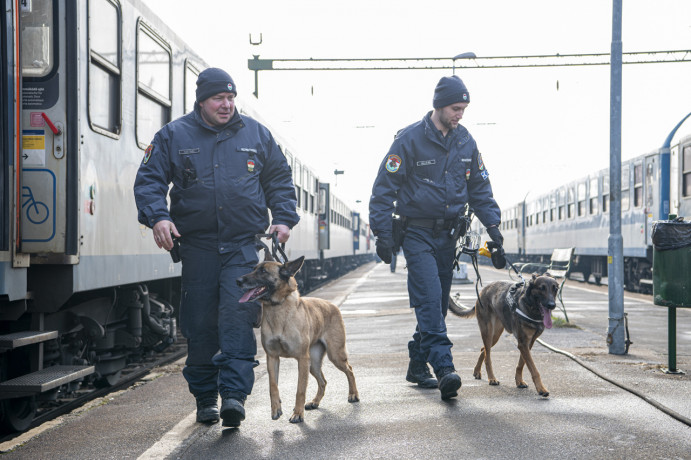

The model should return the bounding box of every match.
[499,126,691,292]
[0,0,213,432]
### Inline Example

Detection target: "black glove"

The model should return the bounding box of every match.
[487,226,503,246]
[376,238,393,264]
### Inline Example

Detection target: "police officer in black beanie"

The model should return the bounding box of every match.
[369,75,503,400]
[134,68,299,426]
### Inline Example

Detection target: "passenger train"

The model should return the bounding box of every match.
[0,0,372,432]
[483,122,691,293]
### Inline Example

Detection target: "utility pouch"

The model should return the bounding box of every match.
[392,215,407,252]
[448,215,469,242]
[170,237,181,263]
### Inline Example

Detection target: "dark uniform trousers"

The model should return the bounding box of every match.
[403,225,456,374]
[179,241,261,401]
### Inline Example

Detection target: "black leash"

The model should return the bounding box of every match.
[254,232,288,264]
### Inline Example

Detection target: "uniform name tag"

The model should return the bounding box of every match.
[178,148,200,155]
[416,160,436,166]
[238,147,258,154]
[461,158,472,163]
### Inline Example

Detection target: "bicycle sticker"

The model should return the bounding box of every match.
[21,168,55,242]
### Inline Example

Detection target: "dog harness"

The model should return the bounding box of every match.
[507,283,543,326]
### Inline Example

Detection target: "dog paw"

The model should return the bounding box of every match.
[538,390,550,397]
[489,379,500,386]
[516,382,528,389]
[348,394,360,403]
[473,373,482,380]
[305,402,319,411]
[289,412,304,423]
[271,408,282,420]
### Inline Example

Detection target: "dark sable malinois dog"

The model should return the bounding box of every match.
[237,254,359,423]
[449,273,559,397]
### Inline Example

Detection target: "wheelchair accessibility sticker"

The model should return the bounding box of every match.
[22,168,56,242]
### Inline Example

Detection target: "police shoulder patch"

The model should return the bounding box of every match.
[143,144,154,164]
[386,154,402,173]
[477,152,485,171]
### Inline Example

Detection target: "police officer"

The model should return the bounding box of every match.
[369,75,503,400]
[134,68,299,426]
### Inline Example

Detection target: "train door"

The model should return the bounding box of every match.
[318,183,330,252]
[643,155,658,247]
[671,136,691,218]
[2,0,30,301]
[19,0,73,258]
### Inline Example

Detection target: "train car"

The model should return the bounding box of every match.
[497,119,691,293]
[0,0,371,432]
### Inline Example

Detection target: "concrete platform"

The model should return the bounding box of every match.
[2,261,689,459]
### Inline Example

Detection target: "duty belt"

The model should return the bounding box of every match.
[406,218,454,231]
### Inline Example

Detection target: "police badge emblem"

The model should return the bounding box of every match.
[386,154,402,173]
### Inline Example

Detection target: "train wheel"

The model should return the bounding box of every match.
[0,396,37,433]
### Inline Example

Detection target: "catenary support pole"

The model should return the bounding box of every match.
[608,0,626,355]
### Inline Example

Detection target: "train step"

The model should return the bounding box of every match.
[0,331,58,351]
[0,365,95,399]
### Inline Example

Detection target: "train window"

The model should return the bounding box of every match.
[567,187,575,219]
[88,0,121,136]
[633,163,643,208]
[621,164,630,211]
[589,177,598,215]
[294,160,302,187]
[184,61,200,114]
[21,0,55,78]
[683,145,691,197]
[136,23,171,148]
[558,188,565,220]
[602,175,609,213]
[577,182,586,217]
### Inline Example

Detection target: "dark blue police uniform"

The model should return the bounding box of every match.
[134,105,299,406]
[369,109,500,388]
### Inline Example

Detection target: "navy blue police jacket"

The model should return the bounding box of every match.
[369,111,500,241]
[134,108,299,253]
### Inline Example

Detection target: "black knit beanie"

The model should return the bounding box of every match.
[432,75,470,109]
[196,68,237,103]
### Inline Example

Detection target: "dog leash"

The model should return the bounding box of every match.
[254,232,288,264]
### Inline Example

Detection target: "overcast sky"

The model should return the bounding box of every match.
[142,0,691,219]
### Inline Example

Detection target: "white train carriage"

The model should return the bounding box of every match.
[0,0,372,433]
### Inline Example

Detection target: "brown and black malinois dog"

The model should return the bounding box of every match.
[237,254,359,423]
[449,273,559,397]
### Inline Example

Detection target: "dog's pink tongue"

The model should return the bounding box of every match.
[239,288,259,303]
[541,306,553,329]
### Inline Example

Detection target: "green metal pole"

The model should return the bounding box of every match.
[668,307,677,372]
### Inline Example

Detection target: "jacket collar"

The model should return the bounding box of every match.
[422,111,468,149]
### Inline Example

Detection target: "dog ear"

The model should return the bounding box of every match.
[263,248,274,262]
[526,273,538,297]
[279,256,305,280]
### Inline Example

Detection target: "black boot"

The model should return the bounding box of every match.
[195,393,220,424]
[437,367,461,400]
[220,398,246,427]
[406,360,438,388]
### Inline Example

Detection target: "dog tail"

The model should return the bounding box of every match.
[448,295,476,318]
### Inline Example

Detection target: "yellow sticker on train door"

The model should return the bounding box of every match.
[22,130,46,166]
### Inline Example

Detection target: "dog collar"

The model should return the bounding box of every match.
[514,307,543,325]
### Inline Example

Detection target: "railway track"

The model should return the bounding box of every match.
[0,340,188,445]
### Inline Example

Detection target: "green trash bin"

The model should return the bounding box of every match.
[652,217,691,307]
[651,216,691,374]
